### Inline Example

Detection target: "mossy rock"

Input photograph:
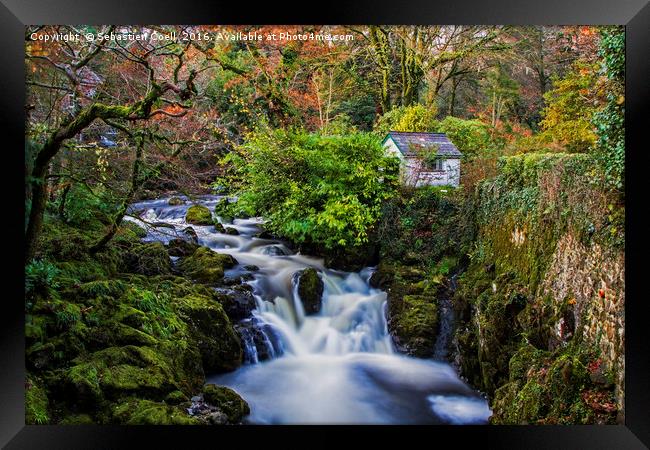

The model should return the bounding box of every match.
[63,345,183,405]
[185,205,213,226]
[165,390,188,405]
[294,268,324,315]
[116,221,147,241]
[202,384,250,423]
[177,294,243,373]
[224,227,239,235]
[112,398,200,425]
[168,197,185,206]
[111,323,159,347]
[125,242,171,276]
[78,280,127,299]
[388,294,438,357]
[63,362,103,407]
[509,343,547,382]
[214,223,226,234]
[177,247,238,285]
[59,413,95,424]
[26,377,50,424]
[167,238,200,257]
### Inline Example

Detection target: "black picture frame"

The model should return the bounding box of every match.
[3,0,649,447]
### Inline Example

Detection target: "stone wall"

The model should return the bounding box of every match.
[454,153,625,424]
[540,232,625,415]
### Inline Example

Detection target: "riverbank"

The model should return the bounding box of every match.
[25,202,251,424]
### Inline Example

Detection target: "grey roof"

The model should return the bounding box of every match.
[383,131,462,158]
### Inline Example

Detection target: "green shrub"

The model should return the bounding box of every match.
[217,128,400,249]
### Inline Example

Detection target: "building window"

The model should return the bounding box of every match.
[426,157,443,171]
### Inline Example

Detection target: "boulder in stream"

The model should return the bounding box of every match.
[185,205,213,225]
[168,196,185,206]
[216,286,256,321]
[178,247,238,285]
[201,384,250,423]
[167,238,200,257]
[182,226,199,244]
[294,268,324,315]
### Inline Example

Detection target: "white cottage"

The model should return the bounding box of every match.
[382,131,462,187]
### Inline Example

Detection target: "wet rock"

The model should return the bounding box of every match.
[236,320,280,362]
[167,238,200,257]
[182,227,199,244]
[168,197,184,206]
[178,247,238,285]
[201,384,250,423]
[222,273,255,286]
[255,230,274,239]
[186,205,213,225]
[224,227,240,236]
[217,286,256,321]
[214,223,226,233]
[388,294,438,358]
[372,262,439,358]
[177,294,243,373]
[261,245,287,256]
[244,265,259,272]
[294,268,324,315]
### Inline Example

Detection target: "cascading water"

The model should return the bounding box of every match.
[127,195,492,425]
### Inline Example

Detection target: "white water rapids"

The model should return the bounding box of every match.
[127,195,491,425]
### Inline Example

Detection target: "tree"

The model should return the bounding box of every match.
[540,61,600,153]
[25,25,206,262]
[374,104,438,135]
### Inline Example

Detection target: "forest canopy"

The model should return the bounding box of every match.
[25,25,624,258]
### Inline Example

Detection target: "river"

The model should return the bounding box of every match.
[127,195,491,425]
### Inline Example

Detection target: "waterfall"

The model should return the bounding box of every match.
[128,195,491,425]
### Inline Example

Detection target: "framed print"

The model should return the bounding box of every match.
[3,0,650,447]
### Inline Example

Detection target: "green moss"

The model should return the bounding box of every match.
[177,294,242,373]
[202,384,250,423]
[391,294,438,357]
[165,390,188,405]
[509,343,547,382]
[177,247,237,285]
[515,379,545,423]
[78,280,127,299]
[124,242,171,276]
[25,315,48,345]
[185,205,213,225]
[64,345,183,403]
[59,413,95,424]
[25,378,50,424]
[64,362,102,406]
[54,303,81,330]
[112,398,200,425]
